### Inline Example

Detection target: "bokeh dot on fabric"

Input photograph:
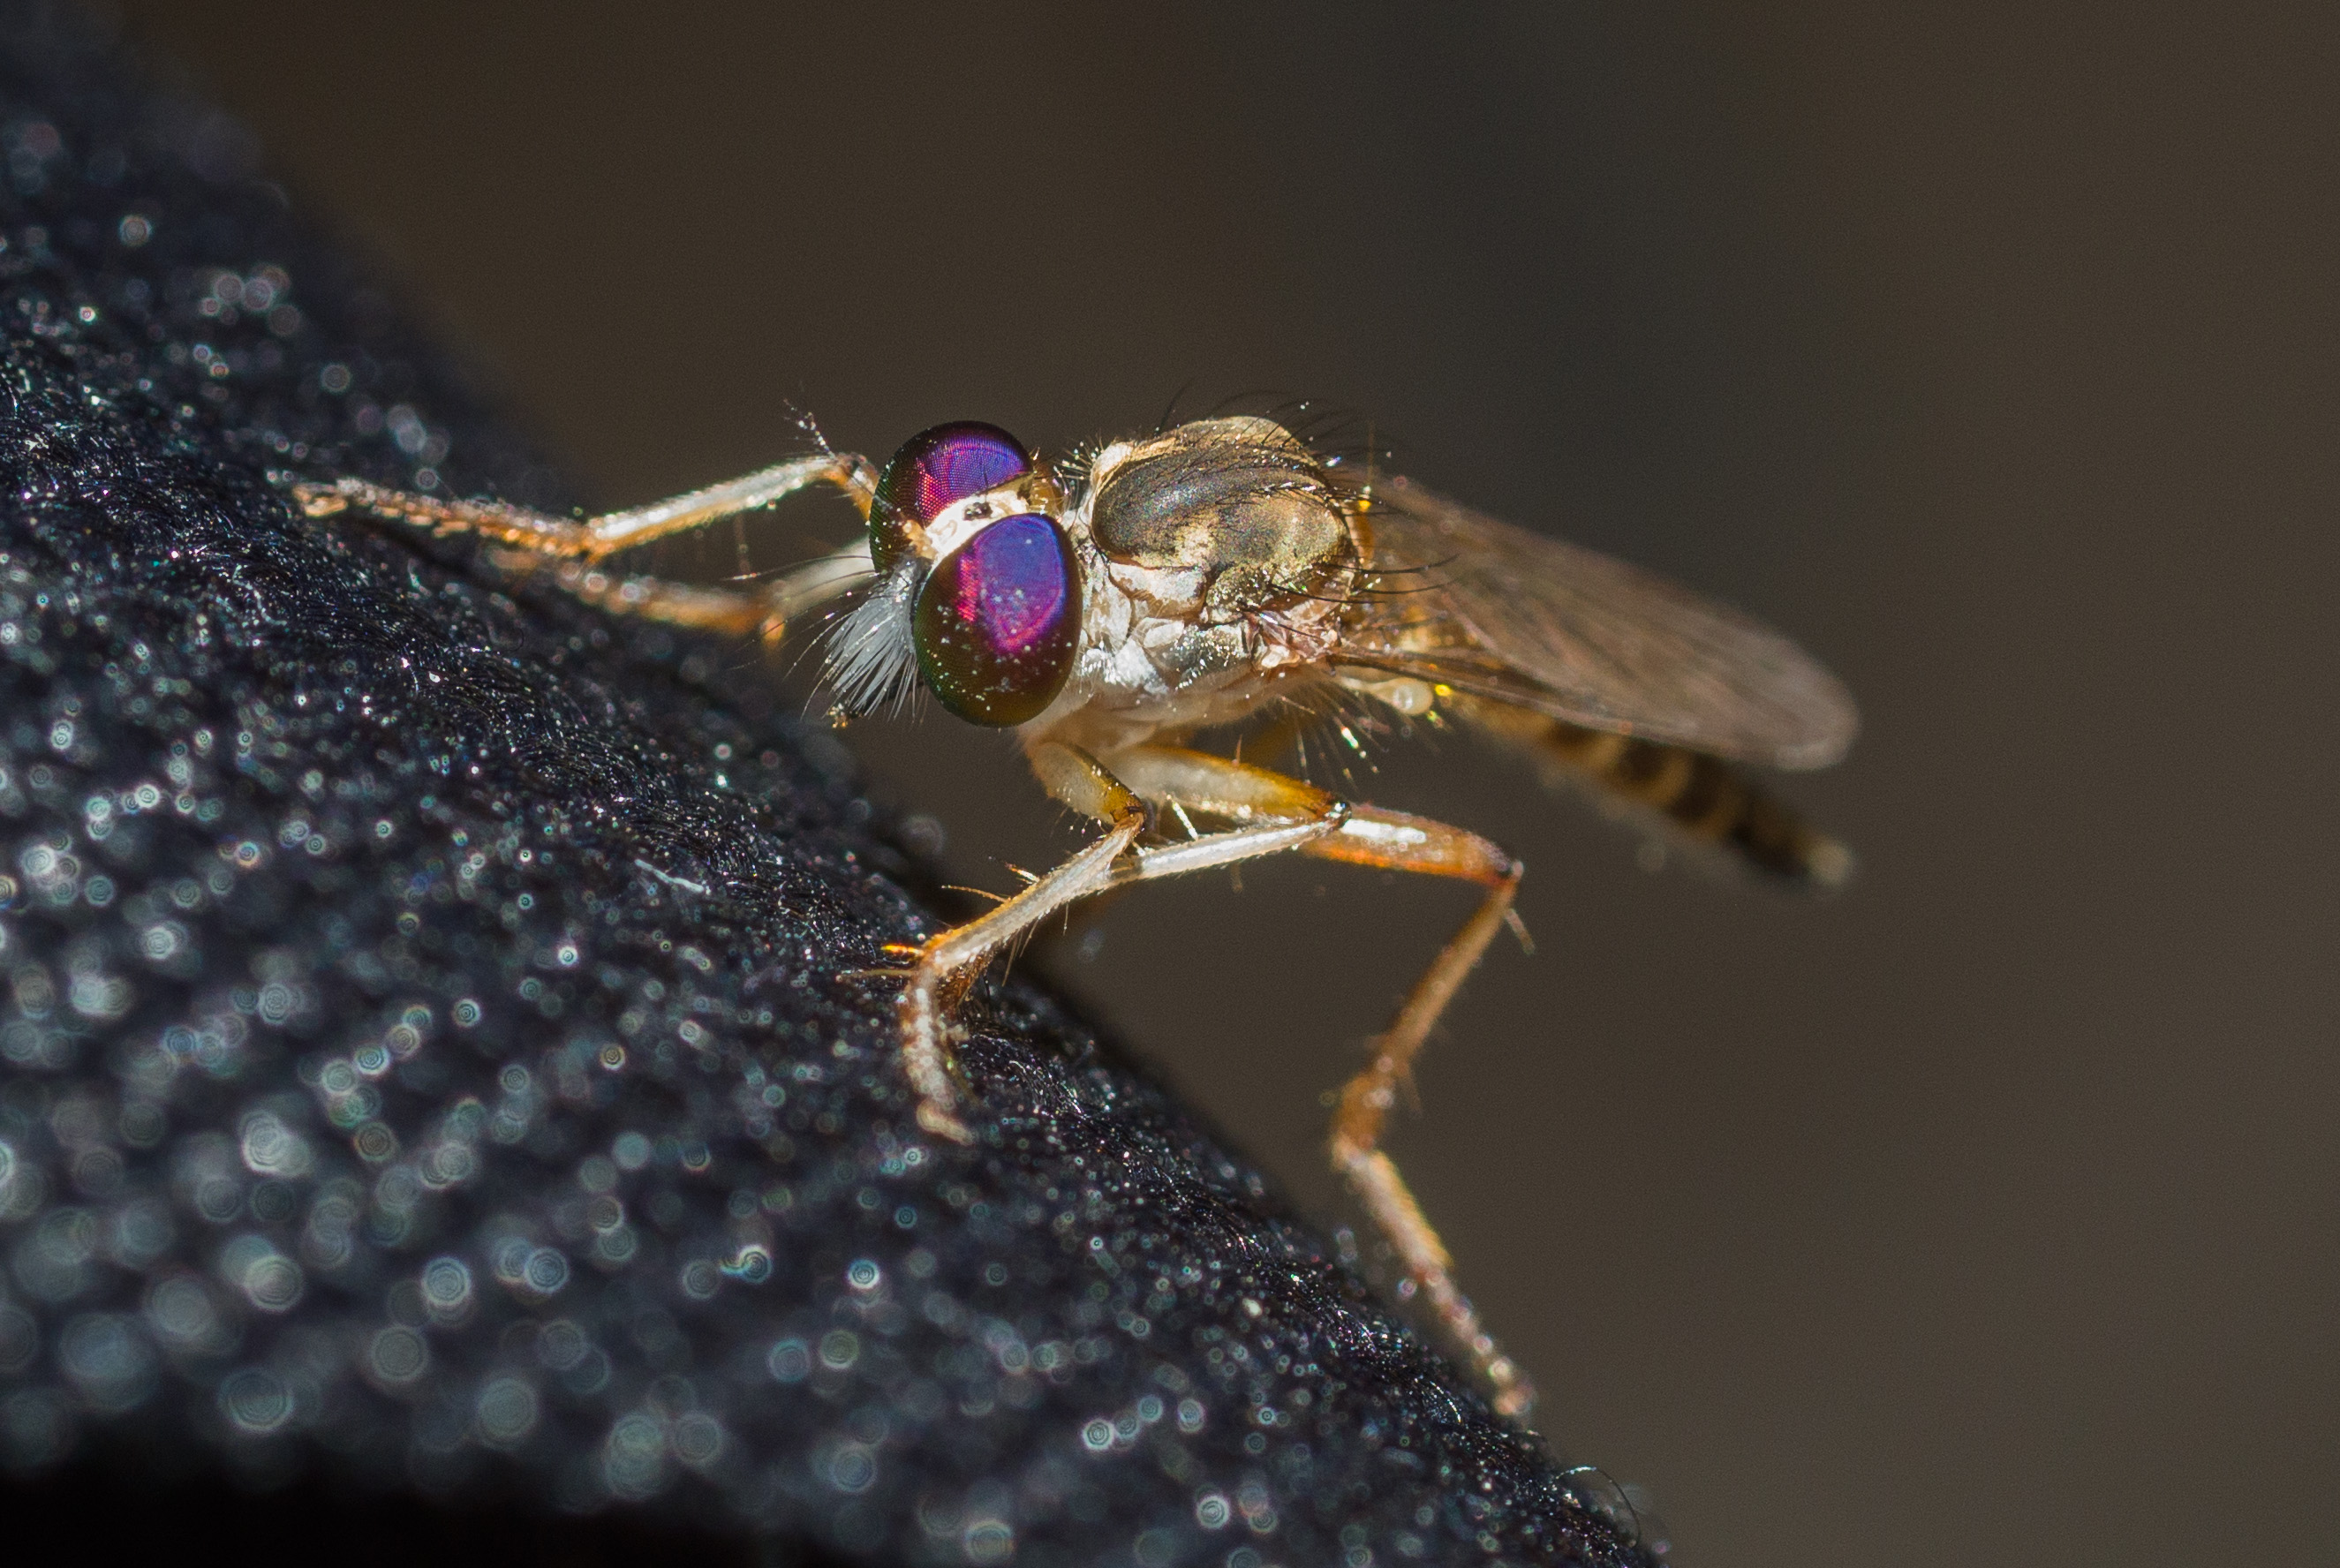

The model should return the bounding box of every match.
[0,10,1658,1564]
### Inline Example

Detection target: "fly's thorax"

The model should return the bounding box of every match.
[1044,544,1259,719]
[1084,416,1355,619]
[1033,603,1305,750]
[1053,413,1355,716]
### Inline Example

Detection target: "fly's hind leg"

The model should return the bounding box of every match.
[895,745,1536,1417]
[1311,806,1534,1420]
[1104,750,1536,1419]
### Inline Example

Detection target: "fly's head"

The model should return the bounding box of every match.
[827,421,1083,727]
[822,415,1358,732]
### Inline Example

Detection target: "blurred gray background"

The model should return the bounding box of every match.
[105,3,2336,1563]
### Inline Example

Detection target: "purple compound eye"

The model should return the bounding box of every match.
[913,513,1082,726]
[870,421,1031,575]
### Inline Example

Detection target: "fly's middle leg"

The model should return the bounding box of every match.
[1098,749,1536,1419]
[892,743,1536,1417]
[902,746,1350,1141]
[895,743,1148,1143]
[1302,806,1536,1421]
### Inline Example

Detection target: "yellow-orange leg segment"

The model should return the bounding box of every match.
[289,453,876,559]
[1093,750,1538,1419]
[899,744,1350,1142]
[510,545,878,645]
[1307,806,1536,1420]
[283,463,881,644]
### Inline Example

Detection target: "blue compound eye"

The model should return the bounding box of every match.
[912,512,1081,726]
[870,421,1031,575]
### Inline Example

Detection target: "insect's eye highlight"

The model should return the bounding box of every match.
[871,421,1031,574]
[912,513,1081,726]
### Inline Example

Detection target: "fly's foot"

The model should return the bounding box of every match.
[916,1097,976,1144]
[290,479,351,518]
[1333,1129,1538,1422]
[899,939,979,1147]
[838,942,925,983]
[1483,1353,1534,1421]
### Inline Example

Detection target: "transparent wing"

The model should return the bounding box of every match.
[1338,475,1857,769]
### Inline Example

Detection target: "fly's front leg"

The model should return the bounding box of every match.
[512,559,773,638]
[288,459,878,641]
[289,451,876,559]
[517,539,874,645]
[1304,806,1536,1419]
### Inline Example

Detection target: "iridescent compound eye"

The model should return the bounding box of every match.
[912,513,1082,726]
[870,421,1032,575]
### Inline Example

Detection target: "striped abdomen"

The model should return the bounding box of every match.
[1451,697,1853,888]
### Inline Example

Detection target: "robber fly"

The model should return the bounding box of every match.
[288,412,1856,1421]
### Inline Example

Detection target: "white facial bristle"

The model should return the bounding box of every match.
[822,573,921,715]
